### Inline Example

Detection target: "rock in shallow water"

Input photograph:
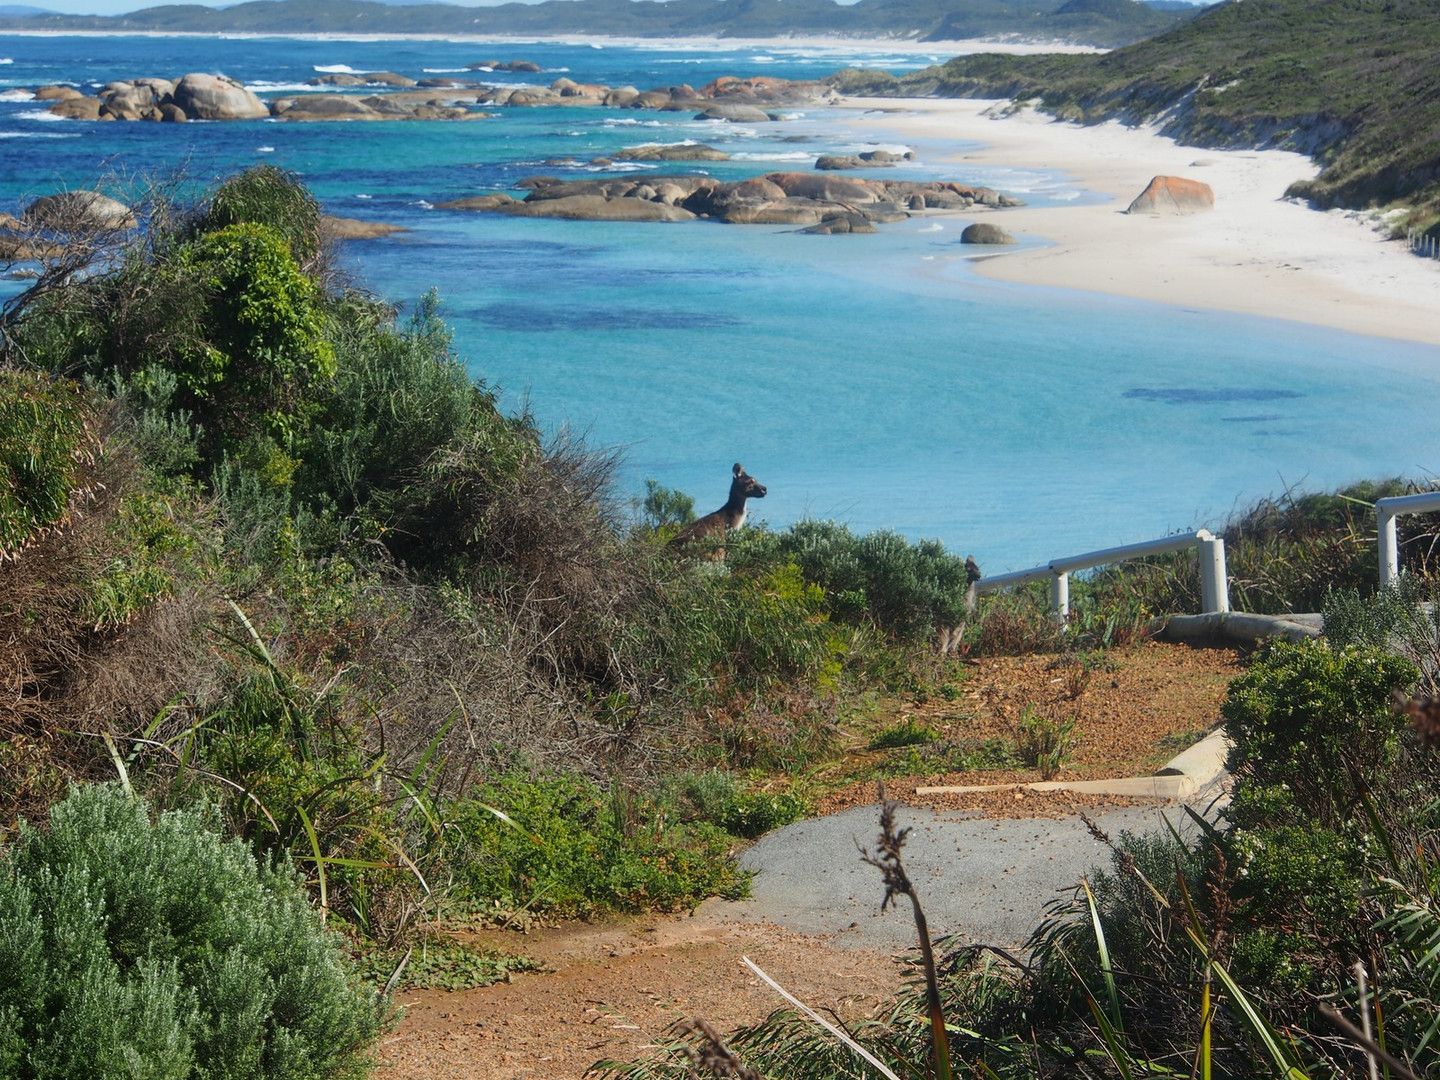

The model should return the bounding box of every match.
[960,222,1017,245]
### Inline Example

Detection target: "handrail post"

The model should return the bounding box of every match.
[1050,569,1069,621]
[1379,506,1399,588]
[1198,536,1230,613]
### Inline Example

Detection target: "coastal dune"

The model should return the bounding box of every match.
[845,97,1440,346]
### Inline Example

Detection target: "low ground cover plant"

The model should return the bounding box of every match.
[0,783,383,1080]
[452,772,750,919]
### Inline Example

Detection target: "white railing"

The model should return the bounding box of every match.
[1378,491,1440,587]
[976,529,1230,619]
[1407,227,1440,261]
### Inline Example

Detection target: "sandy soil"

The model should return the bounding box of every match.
[378,915,905,1080]
[376,641,1241,1079]
[838,96,1440,346]
[817,639,1244,817]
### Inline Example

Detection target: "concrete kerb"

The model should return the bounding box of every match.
[916,725,1233,802]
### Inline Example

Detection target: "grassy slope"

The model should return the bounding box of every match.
[842,0,1440,218]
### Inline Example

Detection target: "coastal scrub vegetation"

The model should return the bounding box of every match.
[6,166,1440,1075]
[600,599,1440,1079]
[829,0,1440,224]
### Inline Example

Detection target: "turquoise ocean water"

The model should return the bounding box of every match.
[2,34,1438,572]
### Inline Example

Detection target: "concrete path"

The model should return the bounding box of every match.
[699,736,1233,953]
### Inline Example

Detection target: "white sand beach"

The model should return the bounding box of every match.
[842,96,1440,346]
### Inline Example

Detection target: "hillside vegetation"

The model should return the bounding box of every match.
[8,167,1440,1077]
[831,0,1440,221]
[0,0,1192,49]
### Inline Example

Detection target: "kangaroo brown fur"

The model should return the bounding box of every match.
[669,463,767,558]
[937,555,982,655]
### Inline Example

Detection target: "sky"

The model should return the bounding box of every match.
[7,0,1210,21]
[4,0,559,16]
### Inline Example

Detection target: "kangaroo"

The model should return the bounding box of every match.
[937,555,982,655]
[669,462,767,558]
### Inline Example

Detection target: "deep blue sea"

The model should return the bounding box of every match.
[3,33,1439,572]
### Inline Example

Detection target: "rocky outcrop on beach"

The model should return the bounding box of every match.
[437,173,1021,233]
[24,191,136,231]
[468,60,542,73]
[308,71,416,88]
[269,91,489,121]
[172,73,270,120]
[1,192,133,258]
[615,143,731,162]
[35,71,831,123]
[696,103,776,123]
[34,85,82,101]
[1126,175,1215,215]
[319,215,410,239]
[815,150,914,170]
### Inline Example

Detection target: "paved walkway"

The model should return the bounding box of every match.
[699,733,1234,952]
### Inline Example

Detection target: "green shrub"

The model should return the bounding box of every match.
[740,520,978,642]
[197,165,323,269]
[172,222,335,452]
[1221,639,1418,827]
[1015,707,1078,780]
[1323,577,1440,695]
[84,488,211,630]
[298,292,491,527]
[637,478,695,537]
[452,773,748,918]
[868,718,939,749]
[712,789,806,839]
[0,784,383,1080]
[662,770,807,838]
[1225,822,1368,994]
[358,937,539,992]
[639,560,840,708]
[0,371,95,558]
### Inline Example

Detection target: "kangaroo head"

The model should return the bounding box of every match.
[731,462,767,502]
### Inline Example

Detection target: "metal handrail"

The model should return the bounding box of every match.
[976,529,1230,619]
[1378,491,1440,586]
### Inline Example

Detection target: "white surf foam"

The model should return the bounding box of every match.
[246,81,316,93]
[313,64,363,74]
[16,109,66,122]
[0,88,33,101]
[731,151,814,162]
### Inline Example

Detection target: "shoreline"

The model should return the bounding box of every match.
[4,30,1434,345]
[0,30,1098,54]
[840,96,1440,346]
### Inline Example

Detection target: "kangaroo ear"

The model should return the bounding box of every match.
[732,463,744,477]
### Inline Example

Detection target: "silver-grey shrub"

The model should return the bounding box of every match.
[0,784,383,1080]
